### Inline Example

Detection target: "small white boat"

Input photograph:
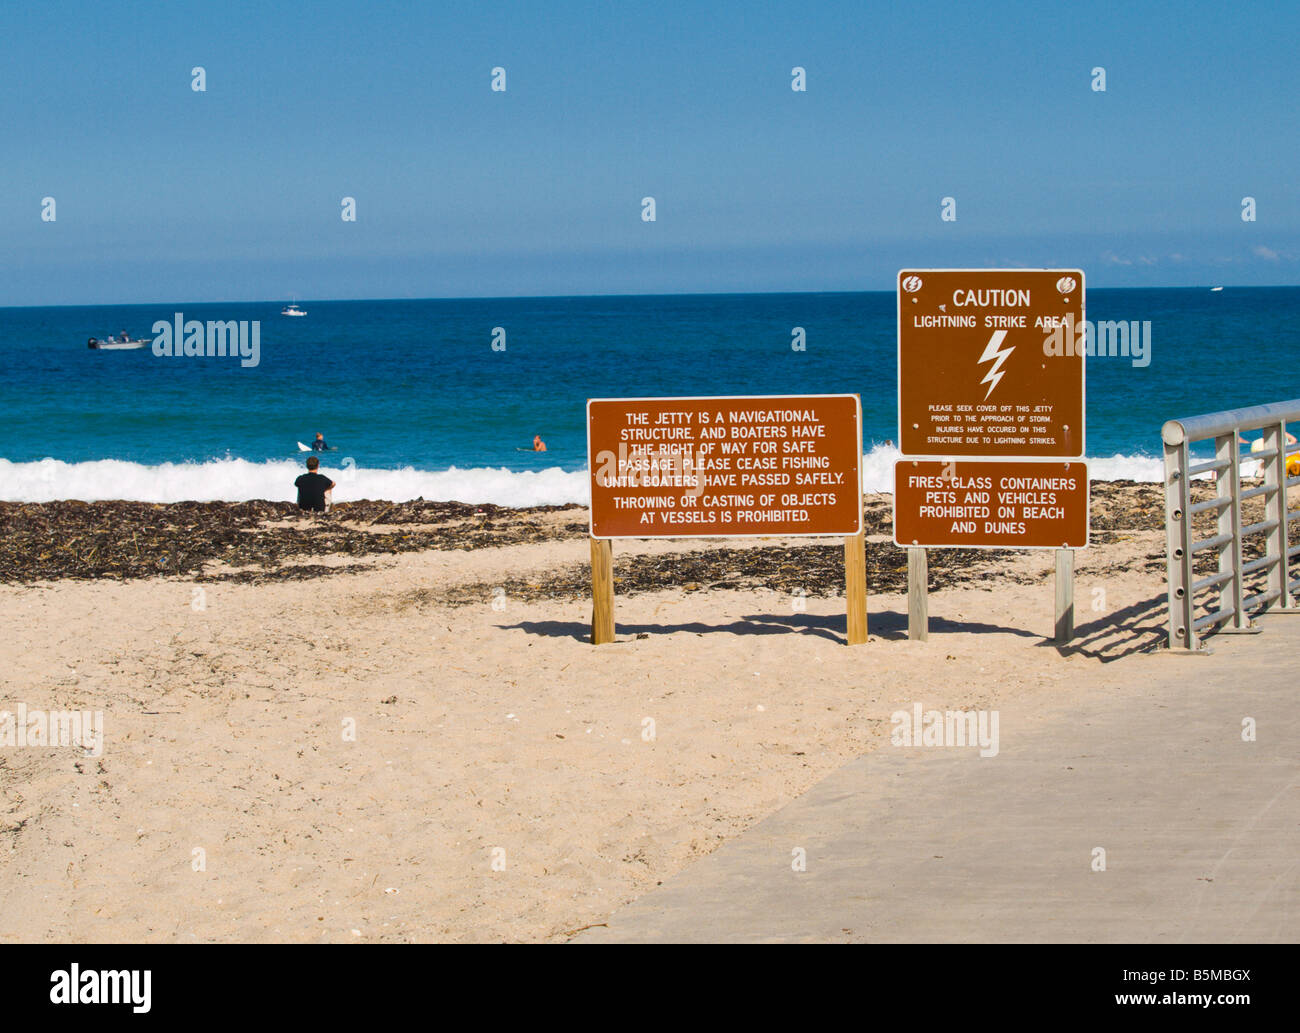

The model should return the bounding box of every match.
[88,337,148,350]
[1210,286,1224,292]
[282,303,307,317]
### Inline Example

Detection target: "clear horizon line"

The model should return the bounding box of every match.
[0,282,1288,310]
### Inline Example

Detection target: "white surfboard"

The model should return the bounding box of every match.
[297,441,311,452]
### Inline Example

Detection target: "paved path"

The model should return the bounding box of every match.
[578,615,1299,942]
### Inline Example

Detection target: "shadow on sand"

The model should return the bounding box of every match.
[501,608,1044,646]
[1042,592,1168,662]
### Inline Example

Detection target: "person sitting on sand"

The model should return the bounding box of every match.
[295,455,335,513]
[532,434,547,452]
[311,432,329,451]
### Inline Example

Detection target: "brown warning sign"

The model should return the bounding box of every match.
[898,269,1085,458]
[588,395,862,538]
[893,460,1089,549]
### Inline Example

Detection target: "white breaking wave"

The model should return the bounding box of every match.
[0,447,1165,505]
[1086,452,1165,483]
[0,457,590,506]
[860,445,1164,492]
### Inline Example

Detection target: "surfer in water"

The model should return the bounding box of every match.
[532,434,547,452]
[311,432,329,451]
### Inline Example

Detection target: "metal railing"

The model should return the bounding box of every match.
[1162,399,1300,650]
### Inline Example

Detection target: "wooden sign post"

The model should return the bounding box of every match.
[908,547,928,641]
[587,394,865,644]
[1054,548,1075,645]
[590,537,615,645]
[845,529,868,645]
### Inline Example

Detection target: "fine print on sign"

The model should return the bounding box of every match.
[587,394,862,539]
[898,269,1085,458]
[893,460,1089,549]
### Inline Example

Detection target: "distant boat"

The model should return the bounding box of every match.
[88,336,148,350]
[1210,286,1224,292]
[281,303,307,317]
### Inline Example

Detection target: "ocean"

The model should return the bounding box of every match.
[1,288,1296,505]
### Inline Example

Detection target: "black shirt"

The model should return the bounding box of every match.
[294,471,333,511]
[311,439,328,451]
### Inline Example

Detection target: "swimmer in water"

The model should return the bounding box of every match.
[532,435,547,452]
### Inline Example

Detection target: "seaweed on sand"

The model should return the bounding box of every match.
[0,499,585,583]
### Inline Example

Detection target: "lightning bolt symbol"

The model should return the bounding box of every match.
[977,330,1014,400]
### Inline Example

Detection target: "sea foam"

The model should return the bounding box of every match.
[859,446,1164,492]
[0,446,1166,505]
[0,457,589,507]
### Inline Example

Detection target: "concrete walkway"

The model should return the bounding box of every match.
[577,615,1299,943]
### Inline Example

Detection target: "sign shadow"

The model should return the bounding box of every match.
[1045,592,1167,662]
[500,608,1044,645]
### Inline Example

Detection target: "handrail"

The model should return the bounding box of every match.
[1162,399,1300,447]
[1161,400,1300,650]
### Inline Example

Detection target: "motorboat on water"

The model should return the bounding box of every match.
[88,336,148,350]
[282,303,307,317]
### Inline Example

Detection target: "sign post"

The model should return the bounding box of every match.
[590,537,615,645]
[587,394,864,643]
[895,269,1088,641]
[1054,548,1075,644]
[845,529,868,645]
[907,547,928,641]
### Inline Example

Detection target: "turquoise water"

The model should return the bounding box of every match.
[0,288,1296,502]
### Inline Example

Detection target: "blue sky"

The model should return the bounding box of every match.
[2,0,1297,304]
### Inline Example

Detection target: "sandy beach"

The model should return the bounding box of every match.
[0,481,1267,942]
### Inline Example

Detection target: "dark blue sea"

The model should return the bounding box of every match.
[1,288,1296,503]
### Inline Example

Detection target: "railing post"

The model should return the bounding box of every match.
[1163,439,1195,650]
[1218,432,1246,629]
